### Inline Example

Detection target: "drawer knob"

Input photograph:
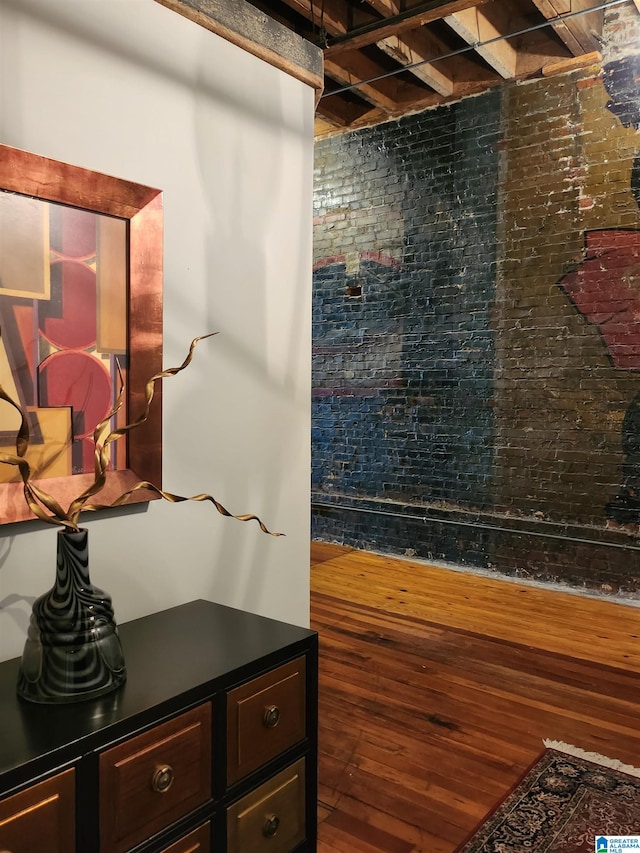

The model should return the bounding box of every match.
[263,813,280,838]
[151,764,175,793]
[263,705,281,728]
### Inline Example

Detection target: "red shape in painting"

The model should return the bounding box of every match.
[38,350,112,439]
[39,260,97,351]
[559,229,640,370]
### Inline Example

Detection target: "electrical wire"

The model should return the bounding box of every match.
[321,0,627,100]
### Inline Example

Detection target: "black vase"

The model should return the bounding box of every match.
[17,527,126,703]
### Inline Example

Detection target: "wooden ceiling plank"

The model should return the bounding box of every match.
[530,0,603,54]
[514,31,574,75]
[444,6,518,78]
[377,32,455,96]
[324,54,399,110]
[366,0,461,95]
[277,0,380,37]
[542,49,602,75]
[324,105,390,134]
[323,0,483,56]
[315,94,375,126]
[314,116,340,136]
[393,70,504,111]
[366,0,402,15]
[277,0,348,35]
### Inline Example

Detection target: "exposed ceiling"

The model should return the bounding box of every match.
[245,0,619,137]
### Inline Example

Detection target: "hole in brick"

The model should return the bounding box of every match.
[346,284,362,297]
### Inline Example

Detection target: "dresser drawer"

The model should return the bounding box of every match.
[0,768,74,853]
[227,657,306,785]
[99,703,212,853]
[226,759,305,853]
[159,821,211,852]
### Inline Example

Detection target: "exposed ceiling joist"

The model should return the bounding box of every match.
[323,53,402,110]
[323,0,484,55]
[377,30,456,95]
[245,0,627,135]
[531,0,604,53]
[444,5,519,78]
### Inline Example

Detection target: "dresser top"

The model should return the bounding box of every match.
[0,599,316,791]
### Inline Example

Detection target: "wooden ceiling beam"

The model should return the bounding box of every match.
[315,93,378,126]
[314,116,339,135]
[324,0,483,56]
[541,49,601,75]
[359,0,457,95]
[276,0,345,35]
[277,0,378,37]
[316,104,391,135]
[323,52,400,110]
[365,0,402,16]
[377,29,455,96]
[530,0,603,54]
[367,0,402,18]
[514,26,574,75]
[238,0,611,135]
[324,48,433,111]
[391,68,504,112]
[444,5,518,78]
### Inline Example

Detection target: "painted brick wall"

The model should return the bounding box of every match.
[312,6,640,595]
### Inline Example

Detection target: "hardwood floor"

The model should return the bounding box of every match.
[310,542,640,852]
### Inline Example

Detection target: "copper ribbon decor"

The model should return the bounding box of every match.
[0,332,281,536]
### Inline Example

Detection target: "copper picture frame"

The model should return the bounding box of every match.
[0,143,163,524]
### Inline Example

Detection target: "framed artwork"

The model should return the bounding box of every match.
[0,143,163,524]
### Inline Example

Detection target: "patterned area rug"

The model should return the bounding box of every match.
[455,743,640,852]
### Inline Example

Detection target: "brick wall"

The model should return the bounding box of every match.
[312,6,640,595]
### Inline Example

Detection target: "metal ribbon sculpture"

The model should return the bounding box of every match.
[0,333,281,536]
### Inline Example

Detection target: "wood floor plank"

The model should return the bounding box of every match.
[311,541,354,565]
[318,791,450,853]
[311,544,640,671]
[321,810,416,853]
[311,542,640,852]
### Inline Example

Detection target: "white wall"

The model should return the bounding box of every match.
[0,0,314,661]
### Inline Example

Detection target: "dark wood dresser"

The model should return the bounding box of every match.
[0,599,318,852]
